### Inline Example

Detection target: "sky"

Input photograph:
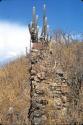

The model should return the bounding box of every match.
[0,0,83,63]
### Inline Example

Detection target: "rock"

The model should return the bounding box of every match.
[61,107,67,116]
[61,95,67,103]
[31,70,36,75]
[56,68,64,77]
[7,107,14,115]
[61,84,70,93]
[37,72,46,80]
[39,65,46,72]
[31,98,48,110]
[32,81,38,85]
[39,99,48,105]
[31,49,39,52]
[34,76,40,82]
[33,110,45,117]
[33,117,42,125]
[49,85,61,91]
[35,89,44,95]
[32,100,45,109]
[62,79,66,83]
[33,115,47,125]
[32,93,38,97]
[54,98,62,106]
[41,115,47,121]
[31,59,37,64]
[30,76,35,80]
[32,84,36,89]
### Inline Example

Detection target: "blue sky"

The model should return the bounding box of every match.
[0,0,83,63]
[0,0,83,32]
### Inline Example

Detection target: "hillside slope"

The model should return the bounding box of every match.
[0,41,83,125]
[0,56,30,125]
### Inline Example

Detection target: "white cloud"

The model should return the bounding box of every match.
[0,21,30,63]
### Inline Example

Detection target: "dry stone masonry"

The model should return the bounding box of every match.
[28,4,70,125]
[28,45,70,125]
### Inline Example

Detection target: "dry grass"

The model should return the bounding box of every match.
[0,56,30,125]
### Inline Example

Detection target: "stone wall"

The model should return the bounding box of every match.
[28,45,70,125]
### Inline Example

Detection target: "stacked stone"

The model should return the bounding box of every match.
[46,73,70,124]
[29,46,70,125]
[29,48,48,125]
